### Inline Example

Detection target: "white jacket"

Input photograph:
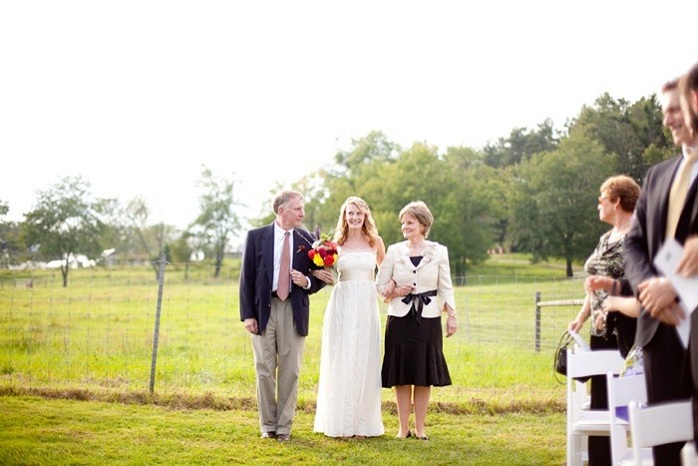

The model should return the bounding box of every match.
[375,240,456,318]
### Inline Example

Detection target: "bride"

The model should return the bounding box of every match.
[312,196,387,438]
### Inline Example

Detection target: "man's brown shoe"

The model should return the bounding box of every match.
[261,431,276,439]
[276,433,290,442]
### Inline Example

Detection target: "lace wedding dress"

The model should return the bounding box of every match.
[313,250,385,437]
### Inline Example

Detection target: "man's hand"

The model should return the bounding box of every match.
[651,301,685,326]
[244,317,258,334]
[638,277,677,314]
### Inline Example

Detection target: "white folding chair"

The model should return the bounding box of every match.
[605,372,648,465]
[682,440,698,466]
[628,399,693,466]
[567,348,625,466]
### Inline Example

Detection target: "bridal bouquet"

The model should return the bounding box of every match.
[308,232,339,268]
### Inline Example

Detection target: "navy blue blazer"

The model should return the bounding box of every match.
[239,223,325,337]
[624,154,698,347]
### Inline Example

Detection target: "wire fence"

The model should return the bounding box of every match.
[0,263,588,406]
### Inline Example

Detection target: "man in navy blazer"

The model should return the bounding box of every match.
[239,190,325,442]
[624,78,696,465]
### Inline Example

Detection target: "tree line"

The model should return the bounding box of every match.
[0,92,677,285]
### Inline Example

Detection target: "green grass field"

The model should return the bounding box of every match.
[0,395,566,465]
[0,253,583,464]
[1,254,584,406]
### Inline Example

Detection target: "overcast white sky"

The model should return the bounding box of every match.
[2,1,697,240]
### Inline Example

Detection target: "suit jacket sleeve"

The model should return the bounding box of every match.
[437,244,456,311]
[239,228,259,322]
[623,165,658,295]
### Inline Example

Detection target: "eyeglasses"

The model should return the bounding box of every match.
[598,196,609,204]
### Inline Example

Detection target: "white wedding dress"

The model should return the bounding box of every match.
[313,249,385,437]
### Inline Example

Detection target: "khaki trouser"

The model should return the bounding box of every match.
[251,298,305,435]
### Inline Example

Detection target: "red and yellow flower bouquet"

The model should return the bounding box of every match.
[308,233,339,268]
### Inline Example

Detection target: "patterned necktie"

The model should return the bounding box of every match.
[276,232,291,301]
[666,150,698,239]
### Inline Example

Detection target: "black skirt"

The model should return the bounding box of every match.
[381,314,452,388]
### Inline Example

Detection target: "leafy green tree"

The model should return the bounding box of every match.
[0,222,19,268]
[568,93,675,182]
[333,130,400,178]
[0,201,21,267]
[508,133,616,276]
[21,176,104,286]
[92,197,132,262]
[293,173,335,237]
[0,201,13,267]
[643,143,672,169]
[482,119,559,168]
[115,197,177,278]
[443,148,506,274]
[302,134,501,275]
[191,165,241,278]
[368,143,449,245]
[302,131,401,236]
[366,143,496,275]
[168,231,195,279]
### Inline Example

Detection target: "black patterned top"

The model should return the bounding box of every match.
[584,229,626,338]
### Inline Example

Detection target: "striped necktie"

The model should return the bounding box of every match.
[276,232,291,301]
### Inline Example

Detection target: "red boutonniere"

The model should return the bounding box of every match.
[296,245,306,254]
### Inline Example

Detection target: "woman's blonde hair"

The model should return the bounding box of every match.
[334,196,380,247]
[399,200,433,238]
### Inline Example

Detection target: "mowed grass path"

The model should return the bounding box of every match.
[0,395,566,465]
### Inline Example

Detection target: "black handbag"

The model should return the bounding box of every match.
[554,330,591,384]
[554,331,573,383]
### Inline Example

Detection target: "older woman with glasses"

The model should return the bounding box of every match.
[568,174,641,465]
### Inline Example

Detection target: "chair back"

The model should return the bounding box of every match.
[566,348,625,466]
[567,348,624,380]
[567,349,625,420]
[606,372,647,465]
[682,441,698,466]
[628,399,693,465]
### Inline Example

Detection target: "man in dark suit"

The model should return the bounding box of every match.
[678,63,698,447]
[239,190,325,442]
[624,78,696,465]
